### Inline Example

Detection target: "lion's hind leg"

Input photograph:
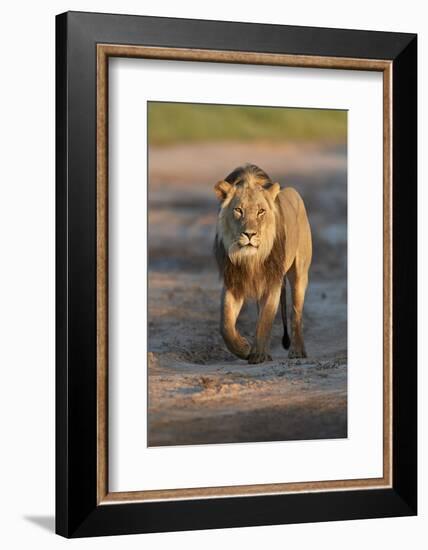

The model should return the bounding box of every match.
[287,263,308,359]
[280,277,291,350]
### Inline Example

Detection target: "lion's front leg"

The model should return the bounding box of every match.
[248,285,282,364]
[220,287,250,359]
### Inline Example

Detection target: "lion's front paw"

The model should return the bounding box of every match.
[288,347,307,359]
[248,351,273,364]
[223,335,251,359]
[236,338,251,360]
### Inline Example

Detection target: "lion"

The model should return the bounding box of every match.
[214,164,312,364]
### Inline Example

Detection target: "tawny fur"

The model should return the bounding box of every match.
[214,164,312,364]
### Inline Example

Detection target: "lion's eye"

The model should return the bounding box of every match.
[258,209,265,216]
[234,208,243,216]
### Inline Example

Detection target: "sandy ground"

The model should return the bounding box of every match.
[147,141,347,446]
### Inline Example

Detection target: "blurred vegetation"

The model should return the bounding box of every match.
[148,102,347,145]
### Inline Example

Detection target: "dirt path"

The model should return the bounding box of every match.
[148,141,347,446]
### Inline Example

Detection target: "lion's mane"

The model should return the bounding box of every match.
[214,164,286,300]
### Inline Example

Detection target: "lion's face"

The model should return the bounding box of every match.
[215,179,280,265]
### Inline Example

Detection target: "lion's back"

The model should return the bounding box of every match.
[277,187,312,271]
[278,186,304,211]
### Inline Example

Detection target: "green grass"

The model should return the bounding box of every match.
[148,102,347,145]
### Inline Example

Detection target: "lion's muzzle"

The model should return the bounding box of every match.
[238,231,260,248]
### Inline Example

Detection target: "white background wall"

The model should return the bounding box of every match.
[0,1,424,547]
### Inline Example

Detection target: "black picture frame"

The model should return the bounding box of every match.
[56,10,417,538]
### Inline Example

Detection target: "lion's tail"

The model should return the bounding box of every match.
[280,277,291,349]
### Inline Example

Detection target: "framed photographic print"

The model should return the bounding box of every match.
[56,11,417,538]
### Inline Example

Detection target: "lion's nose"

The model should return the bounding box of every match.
[243,230,257,239]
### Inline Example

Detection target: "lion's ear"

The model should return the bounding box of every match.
[214,180,233,202]
[267,182,281,201]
